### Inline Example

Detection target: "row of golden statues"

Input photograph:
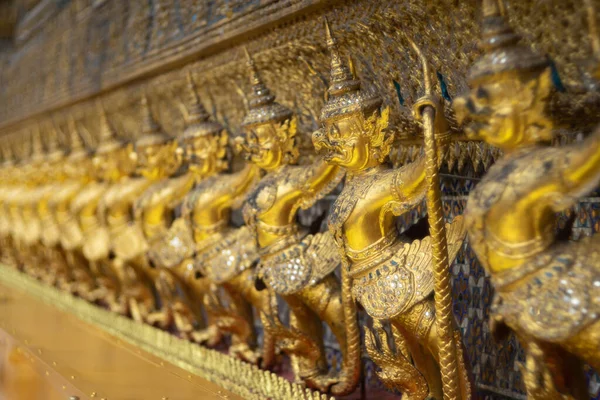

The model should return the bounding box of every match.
[0,1,599,398]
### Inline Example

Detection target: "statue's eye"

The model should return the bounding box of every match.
[475,87,489,102]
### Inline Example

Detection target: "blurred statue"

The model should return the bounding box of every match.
[454,1,600,398]
[74,105,136,311]
[98,94,179,322]
[237,47,359,395]
[140,73,229,340]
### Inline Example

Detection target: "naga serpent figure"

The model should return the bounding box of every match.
[453,1,600,399]
[98,94,179,322]
[313,23,472,399]
[138,73,228,339]
[237,47,358,395]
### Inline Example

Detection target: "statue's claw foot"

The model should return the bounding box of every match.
[304,373,339,393]
[146,311,171,330]
[128,298,151,324]
[229,343,261,365]
[190,326,222,347]
[108,298,128,316]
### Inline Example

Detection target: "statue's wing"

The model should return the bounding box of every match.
[355,216,466,320]
[147,217,195,269]
[305,230,340,281]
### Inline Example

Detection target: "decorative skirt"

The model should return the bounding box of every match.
[256,231,340,295]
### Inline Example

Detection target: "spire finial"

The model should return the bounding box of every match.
[468,0,548,82]
[241,47,292,127]
[319,19,381,122]
[45,122,57,153]
[243,47,263,89]
[1,141,10,164]
[185,71,210,124]
[323,18,358,98]
[482,0,505,18]
[67,115,86,153]
[141,92,161,136]
[135,91,171,146]
[97,102,120,143]
[480,0,519,52]
[13,135,26,163]
[17,129,32,161]
[244,47,275,109]
[31,125,45,159]
[585,0,600,79]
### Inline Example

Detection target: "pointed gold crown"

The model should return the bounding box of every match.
[30,126,46,163]
[181,71,224,140]
[11,135,24,164]
[135,93,172,147]
[1,138,14,166]
[96,103,126,154]
[468,0,549,83]
[19,129,33,162]
[45,122,66,162]
[320,19,382,122]
[67,116,90,159]
[240,47,293,128]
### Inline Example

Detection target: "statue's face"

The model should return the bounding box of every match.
[134,140,180,180]
[180,131,227,177]
[453,70,553,150]
[314,109,388,172]
[93,143,136,182]
[239,119,296,171]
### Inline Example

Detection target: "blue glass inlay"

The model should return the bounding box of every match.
[437,71,452,101]
[393,80,405,106]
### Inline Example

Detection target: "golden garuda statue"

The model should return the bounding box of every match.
[98,94,180,322]
[237,46,359,395]
[152,69,269,360]
[75,105,137,311]
[454,0,600,398]
[141,72,231,345]
[312,21,473,399]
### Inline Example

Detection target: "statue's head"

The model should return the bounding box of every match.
[92,105,136,182]
[132,94,180,180]
[452,0,553,150]
[178,72,228,178]
[313,21,392,172]
[236,48,297,172]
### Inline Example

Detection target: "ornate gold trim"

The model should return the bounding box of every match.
[0,265,334,400]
